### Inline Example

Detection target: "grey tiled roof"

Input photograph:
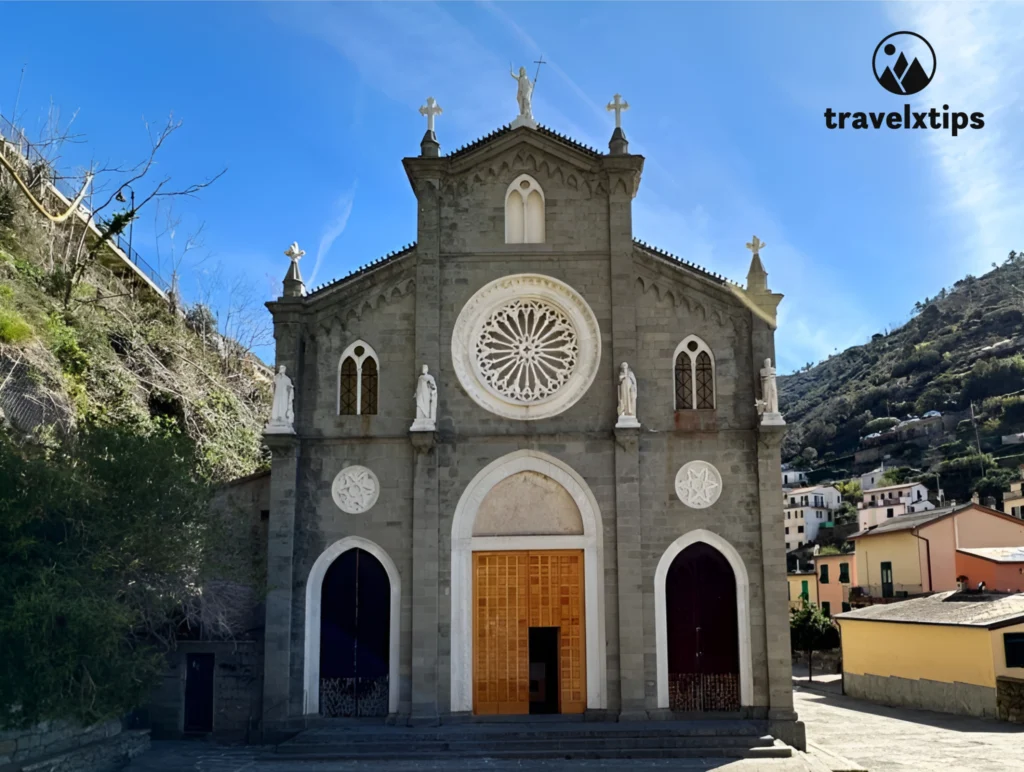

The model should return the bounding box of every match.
[958,546,1024,563]
[446,124,603,160]
[306,243,417,297]
[848,504,968,539]
[633,240,740,287]
[836,590,1024,628]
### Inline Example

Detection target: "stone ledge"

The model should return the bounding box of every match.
[18,729,148,772]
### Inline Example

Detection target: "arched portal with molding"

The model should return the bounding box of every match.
[654,529,753,710]
[450,450,607,715]
[303,536,401,716]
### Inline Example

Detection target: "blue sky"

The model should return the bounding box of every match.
[1,2,1021,372]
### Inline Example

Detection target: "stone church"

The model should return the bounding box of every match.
[255,84,802,746]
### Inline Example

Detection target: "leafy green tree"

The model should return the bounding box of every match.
[835,479,862,505]
[790,599,839,682]
[880,466,912,486]
[0,420,219,728]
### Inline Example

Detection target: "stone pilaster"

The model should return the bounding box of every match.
[261,433,300,731]
[603,152,645,718]
[402,154,446,720]
[613,425,646,718]
[409,431,439,723]
[750,320,805,750]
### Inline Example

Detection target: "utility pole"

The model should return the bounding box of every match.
[969,401,985,479]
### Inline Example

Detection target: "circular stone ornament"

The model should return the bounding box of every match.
[452,274,601,421]
[331,465,380,514]
[674,460,723,509]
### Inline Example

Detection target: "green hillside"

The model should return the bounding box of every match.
[779,251,1024,503]
[1,128,270,726]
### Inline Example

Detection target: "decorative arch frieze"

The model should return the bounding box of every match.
[313,277,416,336]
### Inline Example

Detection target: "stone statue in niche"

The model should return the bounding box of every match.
[755,357,785,426]
[616,361,640,428]
[266,365,295,434]
[410,364,437,432]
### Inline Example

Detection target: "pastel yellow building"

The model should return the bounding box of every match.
[836,591,1024,721]
[848,503,1024,602]
[786,570,817,610]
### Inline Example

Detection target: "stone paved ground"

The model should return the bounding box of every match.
[121,746,833,772]
[794,684,1024,772]
[125,682,1024,772]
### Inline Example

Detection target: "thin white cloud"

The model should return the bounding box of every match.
[891,2,1024,271]
[309,183,356,286]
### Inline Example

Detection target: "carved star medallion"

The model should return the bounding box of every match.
[332,465,380,514]
[674,460,723,509]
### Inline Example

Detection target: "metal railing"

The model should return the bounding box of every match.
[0,114,171,294]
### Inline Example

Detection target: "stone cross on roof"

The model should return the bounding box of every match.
[745,235,766,256]
[419,97,442,133]
[284,242,305,262]
[607,94,629,128]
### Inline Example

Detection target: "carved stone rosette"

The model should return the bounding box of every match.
[331,465,380,514]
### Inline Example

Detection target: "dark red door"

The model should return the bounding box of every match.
[319,548,391,717]
[666,542,740,712]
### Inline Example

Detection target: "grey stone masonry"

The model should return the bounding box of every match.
[261,122,800,747]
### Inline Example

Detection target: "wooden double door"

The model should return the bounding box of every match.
[666,542,741,712]
[472,550,586,715]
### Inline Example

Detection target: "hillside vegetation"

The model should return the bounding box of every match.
[0,125,269,727]
[780,251,1024,503]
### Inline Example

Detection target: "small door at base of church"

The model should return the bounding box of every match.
[319,548,390,717]
[666,542,740,712]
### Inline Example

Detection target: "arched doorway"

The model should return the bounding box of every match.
[654,529,753,711]
[665,542,740,711]
[450,450,608,714]
[303,536,401,717]
[318,547,390,717]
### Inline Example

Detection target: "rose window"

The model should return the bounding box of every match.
[474,299,579,403]
[452,274,601,421]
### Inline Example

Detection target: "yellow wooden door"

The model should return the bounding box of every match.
[472,552,530,715]
[473,550,586,715]
[528,551,586,713]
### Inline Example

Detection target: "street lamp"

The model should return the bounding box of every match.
[115,185,135,261]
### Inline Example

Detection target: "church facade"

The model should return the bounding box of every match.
[261,94,801,746]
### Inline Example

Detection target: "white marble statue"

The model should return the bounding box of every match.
[616,361,640,428]
[755,357,785,426]
[510,65,536,128]
[266,365,295,434]
[410,364,438,432]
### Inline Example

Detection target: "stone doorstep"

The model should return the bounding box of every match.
[19,730,149,772]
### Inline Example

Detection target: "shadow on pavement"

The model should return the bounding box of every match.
[795,684,1024,736]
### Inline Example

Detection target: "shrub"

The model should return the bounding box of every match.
[862,416,899,435]
[892,348,942,378]
[0,307,32,343]
[962,355,1024,403]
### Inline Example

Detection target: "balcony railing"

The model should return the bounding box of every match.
[848,583,924,605]
[0,114,170,295]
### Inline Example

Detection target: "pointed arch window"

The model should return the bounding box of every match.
[338,340,379,415]
[505,174,545,244]
[674,336,715,410]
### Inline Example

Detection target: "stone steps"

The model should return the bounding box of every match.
[270,720,791,762]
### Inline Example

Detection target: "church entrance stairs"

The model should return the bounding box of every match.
[264,719,792,762]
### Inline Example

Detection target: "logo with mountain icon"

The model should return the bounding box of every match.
[873,31,936,95]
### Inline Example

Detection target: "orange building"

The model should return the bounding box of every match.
[848,503,1024,601]
[814,552,857,616]
[956,547,1024,593]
